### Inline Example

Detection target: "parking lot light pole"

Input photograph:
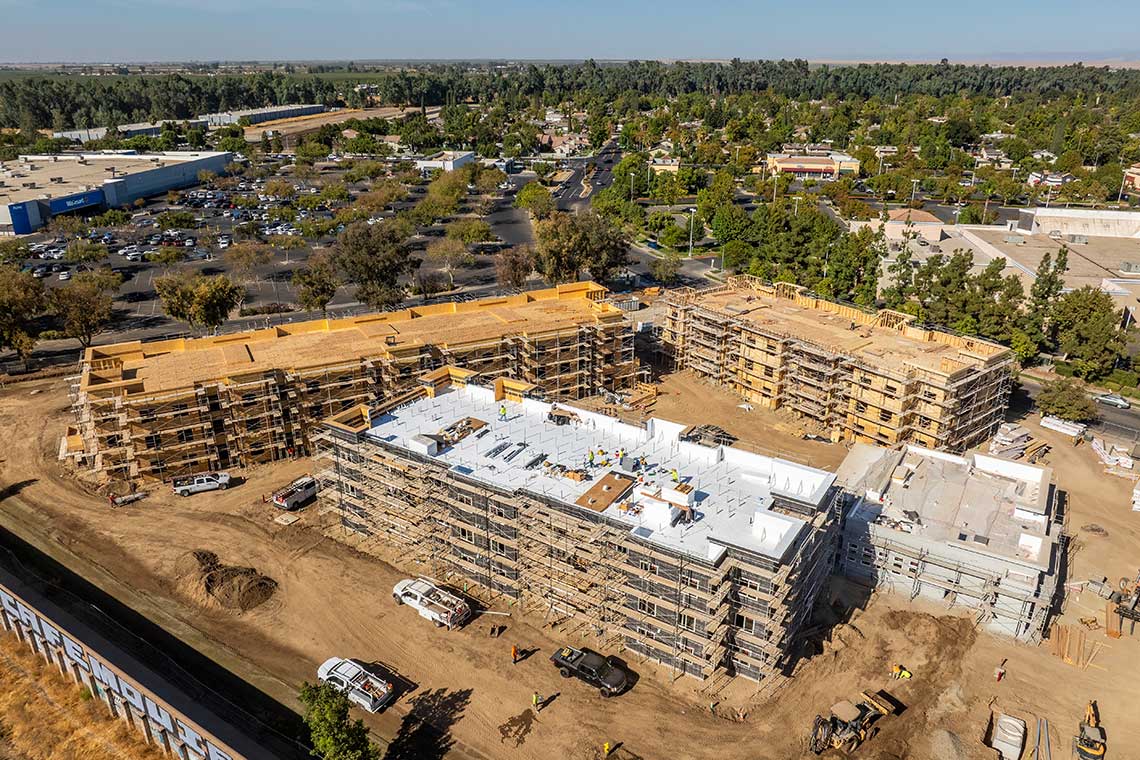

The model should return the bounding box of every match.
[688,208,696,260]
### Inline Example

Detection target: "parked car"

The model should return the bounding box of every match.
[171,472,231,497]
[549,646,628,697]
[1094,393,1131,409]
[317,658,395,713]
[392,578,471,630]
[271,475,318,510]
[58,269,71,281]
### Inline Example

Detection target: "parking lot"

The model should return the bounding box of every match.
[12,155,539,349]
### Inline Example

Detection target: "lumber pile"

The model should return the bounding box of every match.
[988,424,1050,462]
[1047,622,1096,667]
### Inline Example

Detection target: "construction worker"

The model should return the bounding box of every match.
[603,742,611,756]
[588,449,595,467]
[499,403,508,421]
[671,468,680,483]
[511,644,519,664]
[890,663,912,679]
[532,691,544,712]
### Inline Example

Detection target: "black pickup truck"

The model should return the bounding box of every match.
[549,646,628,697]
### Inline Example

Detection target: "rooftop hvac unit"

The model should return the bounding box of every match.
[50,177,63,183]
[1120,261,1140,274]
[21,182,36,189]
[1066,234,1088,245]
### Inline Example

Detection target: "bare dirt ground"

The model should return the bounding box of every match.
[242,106,443,142]
[1,377,1139,759]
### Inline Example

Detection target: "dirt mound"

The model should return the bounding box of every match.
[174,550,277,612]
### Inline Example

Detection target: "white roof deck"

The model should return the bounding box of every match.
[838,443,1055,571]
[364,384,835,564]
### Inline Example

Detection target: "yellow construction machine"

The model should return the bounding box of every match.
[809,690,893,755]
[1075,700,1107,759]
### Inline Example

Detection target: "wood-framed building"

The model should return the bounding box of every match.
[66,283,637,482]
[661,275,1014,452]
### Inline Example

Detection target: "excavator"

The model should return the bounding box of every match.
[809,690,893,756]
[1075,700,1107,759]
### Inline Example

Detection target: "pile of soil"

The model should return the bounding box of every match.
[174,550,277,612]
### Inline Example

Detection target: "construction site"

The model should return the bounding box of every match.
[315,366,838,684]
[662,275,1014,452]
[5,357,1140,758]
[836,444,1063,643]
[63,282,638,482]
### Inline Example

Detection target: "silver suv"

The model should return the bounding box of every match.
[172,472,231,497]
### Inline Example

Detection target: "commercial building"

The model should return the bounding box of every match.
[198,104,325,127]
[414,151,475,174]
[835,444,1062,642]
[1,151,231,235]
[1012,207,1140,240]
[662,276,1014,452]
[849,208,945,243]
[766,152,859,179]
[65,283,637,481]
[316,367,839,683]
[1125,163,1140,194]
[53,119,208,144]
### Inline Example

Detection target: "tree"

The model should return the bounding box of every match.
[1036,377,1098,422]
[1052,286,1128,380]
[1022,247,1068,353]
[64,240,108,266]
[197,169,217,186]
[0,266,46,367]
[155,274,242,333]
[331,222,416,310]
[50,270,119,347]
[658,223,688,250]
[298,682,380,760]
[156,210,197,230]
[224,242,273,312]
[445,218,493,244]
[292,252,340,317]
[649,251,683,284]
[0,239,29,267]
[881,247,914,309]
[710,204,750,244]
[264,178,297,200]
[495,246,534,289]
[425,237,472,288]
[534,211,629,285]
[515,182,555,219]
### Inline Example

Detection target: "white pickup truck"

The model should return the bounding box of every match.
[392,578,471,630]
[317,657,394,713]
[271,475,318,510]
[171,472,231,497]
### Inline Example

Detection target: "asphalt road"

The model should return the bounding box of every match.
[1019,375,1140,434]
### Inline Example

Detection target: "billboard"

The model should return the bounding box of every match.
[48,189,105,215]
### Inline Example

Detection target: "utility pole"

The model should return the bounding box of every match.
[1119,152,1129,202]
[910,178,919,204]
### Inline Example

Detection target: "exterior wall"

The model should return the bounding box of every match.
[662,281,1013,452]
[200,105,325,127]
[0,574,251,760]
[838,514,1058,642]
[315,425,839,684]
[102,152,232,207]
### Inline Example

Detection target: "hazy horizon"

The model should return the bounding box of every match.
[5,0,1139,66]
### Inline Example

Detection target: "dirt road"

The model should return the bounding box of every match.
[2,378,1139,759]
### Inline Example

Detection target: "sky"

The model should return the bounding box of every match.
[3,0,1140,64]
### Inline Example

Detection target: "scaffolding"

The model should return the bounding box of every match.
[68,283,638,482]
[662,277,1014,453]
[311,368,837,686]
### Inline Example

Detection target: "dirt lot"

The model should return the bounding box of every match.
[2,377,1139,759]
[243,105,443,142]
